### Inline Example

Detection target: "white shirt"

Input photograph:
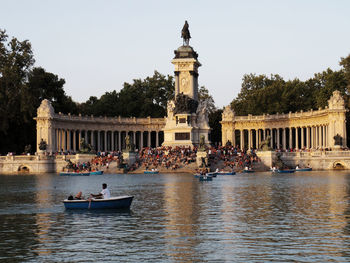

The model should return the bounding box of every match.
[101,188,111,199]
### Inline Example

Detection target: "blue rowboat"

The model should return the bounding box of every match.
[63,196,134,210]
[242,169,255,173]
[90,171,104,175]
[218,171,236,175]
[60,172,90,176]
[277,169,295,173]
[207,172,217,177]
[144,170,159,174]
[199,176,213,181]
[296,167,312,172]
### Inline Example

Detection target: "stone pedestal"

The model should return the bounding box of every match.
[196,151,208,167]
[256,151,276,170]
[123,152,137,166]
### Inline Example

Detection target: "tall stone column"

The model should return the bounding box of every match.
[322,126,326,148]
[62,130,66,152]
[248,129,251,149]
[140,131,144,149]
[263,129,266,140]
[240,129,244,150]
[104,131,107,152]
[97,131,101,151]
[295,127,299,150]
[306,127,310,149]
[289,128,293,149]
[111,131,115,151]
[270,129,273,148]
[156,131,159,147]
[148,131,151,148]
[67,130,71,151]
[232,129,236,147]
[255,129,259,149]
[72,130,76,152]
[78,130,82,151]
[301,127,304,149]
[91,131,94,150]
[277,128,280,149]
[118,131,121,151]
[282,128,286,150]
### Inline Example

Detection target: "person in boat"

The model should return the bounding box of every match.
[90,183,111,199]
[75,191,83,200]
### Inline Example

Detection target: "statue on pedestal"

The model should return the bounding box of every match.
[259,135,272,151]
[334,134,343,146]
[181,21,191,46]
[125,135,135,152]
[199,135,206,151]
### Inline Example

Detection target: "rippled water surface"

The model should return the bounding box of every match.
[1,171,350,262]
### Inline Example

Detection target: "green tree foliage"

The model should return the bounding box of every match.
[231,67,348,116]
[0,29,77,154]
[78,71,174,117]
[198,86,216,114]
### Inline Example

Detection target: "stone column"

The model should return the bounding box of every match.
[67,130,71,151]
[306,127,310,149]
[156,131,159,147]
[295,127,299,150]
[148,131,151,147]
[104,131,107,152]
[78,130,81,151]
[255,129,259,149]
[301,127,304,149]
[97,131,101,151]
[62,130,66,152]
[263,129,266,140]
[289,128,292,150]
[282,128,286,150]
[140,131,144,149]
[232,129,236,147]
[322,126,326,148]
[270,129,273,148]
[91,131,94,150]
[277,128,280,149]
[118,131,121,151]
[111,131,114,151]
[240,130,244,150]
[248,129,251,149]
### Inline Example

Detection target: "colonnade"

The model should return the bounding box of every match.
[54,129,163,153]
[232,125,329,150]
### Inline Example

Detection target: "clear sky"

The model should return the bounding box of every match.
[1,0,350,108]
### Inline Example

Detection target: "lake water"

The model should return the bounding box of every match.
[1,171,350,262]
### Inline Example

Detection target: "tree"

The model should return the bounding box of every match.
[198,86,216,114]
[78,71,174,118]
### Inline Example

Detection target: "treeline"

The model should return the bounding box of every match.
[231,57,350,115]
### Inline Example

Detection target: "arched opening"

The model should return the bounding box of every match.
[333,161,345,170]
[18,165,30,173]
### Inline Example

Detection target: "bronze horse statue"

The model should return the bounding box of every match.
[181,21,191,46]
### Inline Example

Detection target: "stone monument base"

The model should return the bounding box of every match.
[123,152,137,166]
[196,151,208,168]
[256,151,276,170]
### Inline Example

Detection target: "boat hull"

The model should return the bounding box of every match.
[242,170,255,173]
[60,172,90,176]
[90,171,104,175]
[277,169,295,173]
[63,196,133,210]
[144,171,159,174]
[296,168,312,172]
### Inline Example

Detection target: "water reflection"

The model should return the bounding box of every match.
[0,172,350,262]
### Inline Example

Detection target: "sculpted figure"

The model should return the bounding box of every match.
[125,135,135,152]
[181,21,191,46]
[199,135,206,151]
[259,135,272,151]
[333,134,343,146]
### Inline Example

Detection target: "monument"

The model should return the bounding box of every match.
[163,21,211,147]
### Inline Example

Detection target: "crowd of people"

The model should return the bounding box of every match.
[63,144,261,173]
